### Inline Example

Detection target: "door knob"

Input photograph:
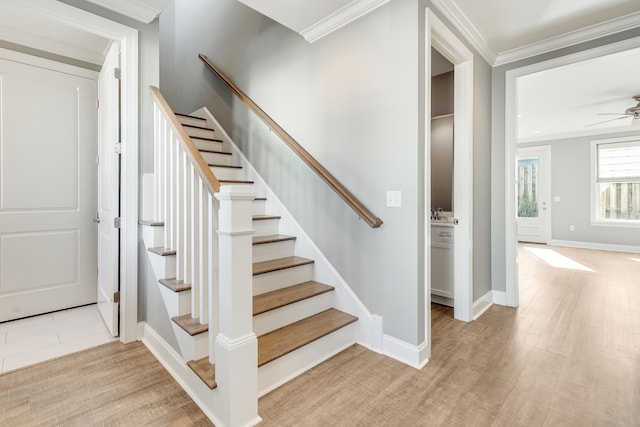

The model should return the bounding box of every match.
[93,213,101,224]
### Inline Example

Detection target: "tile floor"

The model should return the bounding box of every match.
[0,304,116,374]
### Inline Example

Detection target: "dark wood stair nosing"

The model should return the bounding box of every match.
[181,123,215,131]
[192,136,223,143]
[199,148,230,155]
[252,215,281,221]
[208,163,243,169]
[219,179,254,184]
[175,113,206,121]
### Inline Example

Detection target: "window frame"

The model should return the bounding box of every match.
[591,135,640,228]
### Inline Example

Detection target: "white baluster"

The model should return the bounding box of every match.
[175,148,184,281]
[191,169,200,319]
[207,191,216,363]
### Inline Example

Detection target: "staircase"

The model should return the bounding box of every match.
[143,89,366,426]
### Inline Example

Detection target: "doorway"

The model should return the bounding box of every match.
[7,0,139,343]
[424,8,474,363]
[516,145,551,244]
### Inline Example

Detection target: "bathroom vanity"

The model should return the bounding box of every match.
[431,221,454,307]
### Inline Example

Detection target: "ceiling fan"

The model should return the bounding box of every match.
[585,95,640,127]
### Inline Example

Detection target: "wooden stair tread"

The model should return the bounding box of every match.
[159,278,191,292]
[253,256,314,276]
[181,123,214,131]
[208,163,242,169]
[252,234,296,245]
[187,358,217,389]
[257,308,357,367]
[219,179,254,184]
[198,148,230,154]
[176,113,205,120]
[252,215,281,221]
[192,136,223,142]
[254,197,267,201]
[148,247,176,256]
[253,281,334,316]
[172,314,208,336]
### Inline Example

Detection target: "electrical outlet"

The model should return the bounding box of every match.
[553,196,561,202]
[569,225,575,231]
[386,191,402,207]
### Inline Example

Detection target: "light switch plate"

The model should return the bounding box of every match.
[553,196,561,202]
[386,191,401,207]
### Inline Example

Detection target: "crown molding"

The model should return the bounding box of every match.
[301,0,391,43]
[85,0,168,24]
[494,11,640,66]
[429,0,496,65]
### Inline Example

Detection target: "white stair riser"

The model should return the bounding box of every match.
[201,151,232,165]
[171,324,209,361]
[210,166,244,181]
[253,264,314,295]
[194,139,223,152]
[252,240,295,263]
[253,292,333,336]
[258,323,356,397]
[158,286,191,318]
[142,224,164,248]
[252,199,266,216]
[177,116,206,127]
[148,252,176,279]
[252,218,280,237]
[185,127,215,139]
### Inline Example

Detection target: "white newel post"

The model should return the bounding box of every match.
[214,185,260,427]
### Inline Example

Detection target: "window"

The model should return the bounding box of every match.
[593,137,640,225]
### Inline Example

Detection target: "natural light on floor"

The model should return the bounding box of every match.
[525,247,595,272]
[630,258,640,263]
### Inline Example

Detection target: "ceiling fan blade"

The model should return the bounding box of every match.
[585,116,630,127]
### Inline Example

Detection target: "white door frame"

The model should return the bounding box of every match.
[516,145,551,244]
[10,0,139,343]
[504,36,640,307]
[424,8,474,359]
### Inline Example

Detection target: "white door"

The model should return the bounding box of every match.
[0,53,98,321]
[97,43,121,337]
[516,145,551,243]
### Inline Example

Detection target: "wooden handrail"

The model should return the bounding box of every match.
[199,54,383,229]
[150,86,221,195]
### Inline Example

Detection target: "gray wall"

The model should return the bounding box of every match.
[160,0,493,345]
[491,27,640,292]
[520,130,640,247]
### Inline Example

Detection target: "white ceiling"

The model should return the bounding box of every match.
[0,1,110,66]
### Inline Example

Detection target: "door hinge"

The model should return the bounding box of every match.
[114,291,120,304]
[114,67,121,80]
[114,217,121,228]
[114,142,122,155]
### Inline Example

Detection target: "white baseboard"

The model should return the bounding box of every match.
[492,290,508,306]
[139,322,229,427]
[382,335,429,369]
[472,291,493,320]
[550,239,640,254]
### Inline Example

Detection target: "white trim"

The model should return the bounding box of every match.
[492,290,508,306]
[0,47,98,79]
[382,335,429,369]
[301,0,391,43]
[85,0,167,24]
[504,36,640,311]
[140,322,229,427]
[430,0,495,64]
[472,291,493,320]
[495,11,640,66]
[426,8,475,330]
[550,239,640,254]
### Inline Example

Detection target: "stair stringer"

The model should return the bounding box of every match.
[194,107,383,353]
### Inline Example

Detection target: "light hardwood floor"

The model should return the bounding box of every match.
[1,245,638,426]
